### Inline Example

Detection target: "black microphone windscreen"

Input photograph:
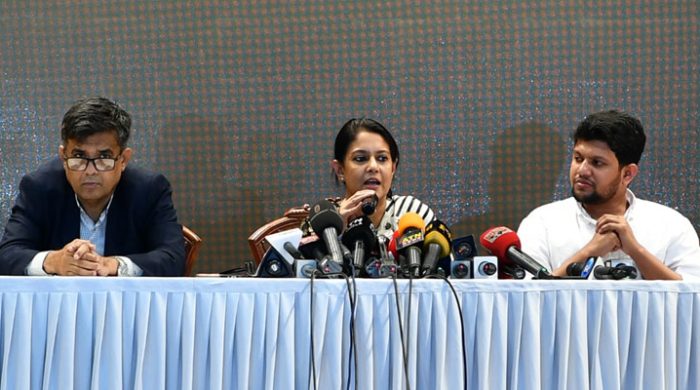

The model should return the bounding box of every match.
[283,242,304,260]
[567,262,584,276]
[361,194,379,215]
[298,235,326,260]
[342,217,376,248]
[308,200,344,234]
[309,199,335,217]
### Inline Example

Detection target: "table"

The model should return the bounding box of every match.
[0,277,698,389]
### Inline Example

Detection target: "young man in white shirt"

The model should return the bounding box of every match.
[518,110,700,280]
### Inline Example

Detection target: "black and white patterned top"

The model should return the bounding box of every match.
[301,194,436,241]
[374,194,436,241]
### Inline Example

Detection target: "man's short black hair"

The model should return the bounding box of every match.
[61,96,131,149]
[573,110,646,166]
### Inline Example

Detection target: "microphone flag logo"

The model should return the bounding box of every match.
[482,226,513,244]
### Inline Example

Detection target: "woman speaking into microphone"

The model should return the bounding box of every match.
[326,118,436,239]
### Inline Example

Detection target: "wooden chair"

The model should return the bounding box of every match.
[247,204,310,264]
[182,225,203,276]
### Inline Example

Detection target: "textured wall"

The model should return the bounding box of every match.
[1,1,698,273]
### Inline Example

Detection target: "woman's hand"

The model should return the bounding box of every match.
[337,189,377,225]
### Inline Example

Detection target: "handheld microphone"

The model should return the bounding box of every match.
[308,200,345,275]
[395,213,426,276]
[421,219,452,276]
[341,216,376,275]
[479,226,553,279]
[361,194,379,215]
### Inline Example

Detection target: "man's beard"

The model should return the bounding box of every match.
[571,188,606,204]
[571,175,621,205]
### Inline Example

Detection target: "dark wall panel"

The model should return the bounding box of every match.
[1,1,697,273]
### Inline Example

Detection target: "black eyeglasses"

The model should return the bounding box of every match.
[63,155,121,171]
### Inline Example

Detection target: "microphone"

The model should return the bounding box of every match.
[566,262,584,276]
[566,257,597,278]
[340,243,353,264]
[421,219,452,276]
[593,264,638,280]
[365,235,399,277]
[298,234,326,261]
[255,228,303,278]
[341,216,376,274]
[283,242,304,260]
[500,264,526,279]
[361,194,379,215]
[479,226,553,279]
[620,265,639,279]
[387,229,400,262]
[395,212,426,276]
[308,200,345,274]
[263,228,303,266]
[298,236,344,275]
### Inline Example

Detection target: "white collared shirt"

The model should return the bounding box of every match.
[517,190,700,280]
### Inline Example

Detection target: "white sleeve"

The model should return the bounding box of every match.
[664,218,700,281]
[25,251,51,276]
[517,209,554,272]
[116,256,144,276]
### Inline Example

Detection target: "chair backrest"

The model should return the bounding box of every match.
[182,225,203,276]
[247,204,310,264]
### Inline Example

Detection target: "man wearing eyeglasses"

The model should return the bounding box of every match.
[0,97,185,276]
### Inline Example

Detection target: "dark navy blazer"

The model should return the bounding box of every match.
[0,157,185,276]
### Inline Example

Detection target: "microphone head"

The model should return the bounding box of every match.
[388,229,400,260]
[308,200,345,234]
[309,199,335,216]
[620,265,638,279]
[424,220,452,258]
[396,227,424,251]
[341,216,376,249]
[479,226,521,261]
[283,242,304,260]
[397,212,426,235]
[361,194,379,215]
[566,257,597,278]
[298,234,326,260]
[566,262,584,276]
[594,265,618,280]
